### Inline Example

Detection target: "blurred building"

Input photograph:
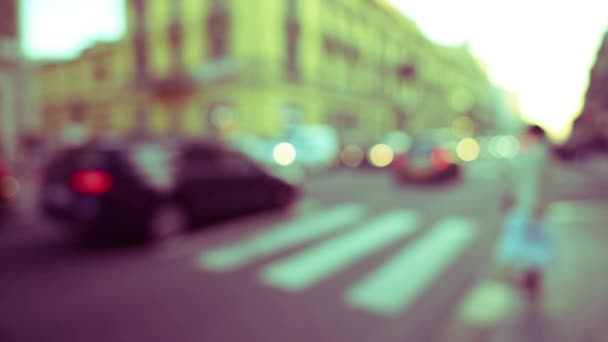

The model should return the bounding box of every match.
[406,43,495,136]
[567,30,608,149]
[35,40,135,145]
[33,0,496,146]
[491,87,525,135]
[0,0,33,164]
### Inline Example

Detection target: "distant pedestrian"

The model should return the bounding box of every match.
[496,124,554,295]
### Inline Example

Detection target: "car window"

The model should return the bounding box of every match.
[410,143,435,156]
[179,142,224,162]
[176,145,265,181]
[129,143,175,190]
[217,153,264,177]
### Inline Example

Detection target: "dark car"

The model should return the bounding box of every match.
[172,141,299,227]
[391,140,461,183]
[40,140,299,241]
[40,142,168,240]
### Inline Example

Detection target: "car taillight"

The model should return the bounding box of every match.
[71,170,113,195]
[431,149,451,170]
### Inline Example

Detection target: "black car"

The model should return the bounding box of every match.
[41,142,166,240]
[172,141,300,227]
[40,140,300,241]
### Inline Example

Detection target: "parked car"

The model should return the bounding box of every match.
[172,141,300,227]
[40,140,300,241]
[391,138,461,183]
[40,142,167,240]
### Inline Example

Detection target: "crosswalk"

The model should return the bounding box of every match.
[346,217,477,315]
[198,203,367,271]
[261,210,420,292]
[196,202,481,317]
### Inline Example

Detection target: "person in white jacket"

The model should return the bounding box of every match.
[497,124,554,294]
[511,125,553,218]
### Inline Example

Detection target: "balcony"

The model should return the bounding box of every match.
[130,72,197,104]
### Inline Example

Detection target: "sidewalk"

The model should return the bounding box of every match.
[554,157,608,186]
[13,167,42,219]
[437,200,608,342]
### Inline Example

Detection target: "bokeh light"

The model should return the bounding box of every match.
[489,135,520,158]
[456,138,480,161]
[273,142,297,166]
[341,144,364,168]
[452,116,475,138]
[369,144,394,168]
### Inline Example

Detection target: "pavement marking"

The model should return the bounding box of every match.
[456,281,520,326]
[464,161,498,180]
[197,203,366,271]
[295,198,321,215]
[345,217,477,315]
[260,210,421,291]
[155,199,323,260]
[547,200,608,224]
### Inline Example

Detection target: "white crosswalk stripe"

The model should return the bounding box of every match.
[346,217,477,315]
[260,210,421,291]
[197,203,366,271]
[194,204,481,317]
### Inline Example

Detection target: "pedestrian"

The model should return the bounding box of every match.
[496,124,554,295]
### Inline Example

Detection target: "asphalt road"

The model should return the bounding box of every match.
[0,163,606,342]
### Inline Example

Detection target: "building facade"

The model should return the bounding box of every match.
[34,0,496,146]
[0,0,33,165]
[567,30,608,149]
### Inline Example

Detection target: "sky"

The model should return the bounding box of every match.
[20,0,125,60]
[391,0,608,140]
[20,0,608,140]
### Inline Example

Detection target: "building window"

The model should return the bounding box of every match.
[170,0,182,20]
[135,105,147,133]
[168,22,183,71]
[395,110,407,130]
[134,33,148,84]
[133,0,146,32]
[398,64,416,81]
[287,0,298,17]
[286,18,300,81]
[207,5,230,60]
[93,61,108,82]
[284,0,300,81]
[331,112,358,133]
[70,102,86,123]
[0,0,17,38]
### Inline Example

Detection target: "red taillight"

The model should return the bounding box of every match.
[71,170,113,195]
[431,149,452,170]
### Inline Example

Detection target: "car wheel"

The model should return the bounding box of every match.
[148,204,188,241]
